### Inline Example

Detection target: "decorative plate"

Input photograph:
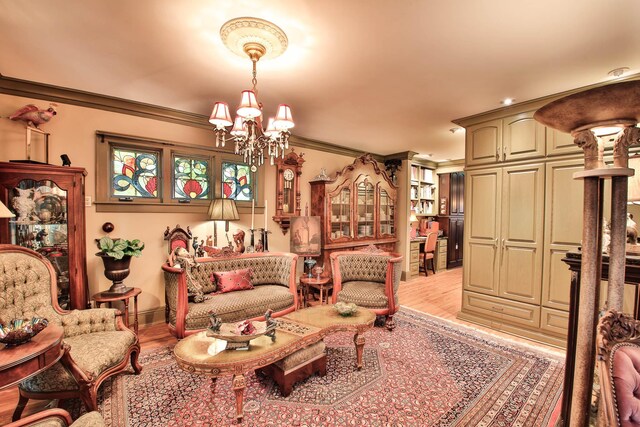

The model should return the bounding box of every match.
[0,317,49,347]
[334,302,358,316]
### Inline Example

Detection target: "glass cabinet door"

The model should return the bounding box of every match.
[356,181,375,238]
[379,189,395,236]
[330,188,351,240]
[8,179,71,309]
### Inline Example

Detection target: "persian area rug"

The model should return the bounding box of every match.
[69,308,564,427]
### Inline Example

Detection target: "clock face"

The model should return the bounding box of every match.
[283,168,295,181]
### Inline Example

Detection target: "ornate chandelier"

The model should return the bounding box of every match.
[209,18,295,170]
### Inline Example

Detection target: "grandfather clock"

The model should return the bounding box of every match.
[272,150,305,234]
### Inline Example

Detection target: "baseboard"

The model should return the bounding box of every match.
[127,306,167,327]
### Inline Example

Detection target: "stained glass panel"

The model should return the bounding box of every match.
[112,148,159,198]
[173,156,210,200]
[222,162,252,200]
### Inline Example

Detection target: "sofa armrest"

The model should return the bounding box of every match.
[162,263,190,338]
[61,308,120,338]
[385,255,403,314]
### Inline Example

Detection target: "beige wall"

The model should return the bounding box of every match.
[0,93,356,320]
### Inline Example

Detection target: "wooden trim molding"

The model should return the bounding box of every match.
[0,74,388,159]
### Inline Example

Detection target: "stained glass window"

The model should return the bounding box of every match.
[173,156,210,200]
[222,162,252,200]
[112,148,159,198]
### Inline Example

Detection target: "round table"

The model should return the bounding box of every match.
[299,276,332,307]
[92,287,142,334]
[0,324,64,390]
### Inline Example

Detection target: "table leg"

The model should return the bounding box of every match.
[232,373,246,422]
[123,298,130,328]
[353,333,365,370]
[304,284,309,308]
[320,286,324,304]
[210,377,217,394]
[133,295,139,335]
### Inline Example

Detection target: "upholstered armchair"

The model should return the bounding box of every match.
[0,245,141,420]
[5,408,105,427]
[330,247,402,330]
[597,310,640,426]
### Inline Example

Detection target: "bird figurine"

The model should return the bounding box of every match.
[9,103,57,128]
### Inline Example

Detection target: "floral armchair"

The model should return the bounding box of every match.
[0,245,141,420]
[330,247,403,330]
[598,310,640,427]
[5,408,105,427]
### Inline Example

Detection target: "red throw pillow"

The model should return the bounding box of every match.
[213,269,254,293]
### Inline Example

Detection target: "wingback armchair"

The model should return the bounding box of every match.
[330,247,402,330]
[5,408,105,427]
[597,310,640,427]
[0,245,141,420]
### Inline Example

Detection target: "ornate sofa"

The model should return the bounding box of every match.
[0,245,141,420]
[598,310,640,427]
[162,252,298,338]
[330,248,402,330]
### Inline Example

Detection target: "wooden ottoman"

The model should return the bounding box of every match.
[259,341,327,396]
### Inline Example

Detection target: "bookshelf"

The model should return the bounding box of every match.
[409,163,436,216]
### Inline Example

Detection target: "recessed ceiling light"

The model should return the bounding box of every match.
[608,67,630,78]
[449,127,464,134]
[501,98,515,106]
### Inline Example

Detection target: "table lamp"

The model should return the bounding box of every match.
[207,199,239,247]
[409,211,418,239]
[0,201,15,218]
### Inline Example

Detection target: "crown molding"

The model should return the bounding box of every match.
[435,158,465,168]
[453,73,640,128]
[0,73,388,160]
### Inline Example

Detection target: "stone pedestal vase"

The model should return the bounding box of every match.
[97,253,133,294]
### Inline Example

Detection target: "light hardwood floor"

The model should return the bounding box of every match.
[0,267,563,424]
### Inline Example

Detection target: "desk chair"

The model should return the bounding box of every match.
[420,232,438,275]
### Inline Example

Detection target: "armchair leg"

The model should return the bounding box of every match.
[385,315,396,331]
[12,394,29,421]
[131,348,143,374]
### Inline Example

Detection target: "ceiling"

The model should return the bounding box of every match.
[1,0,639,161]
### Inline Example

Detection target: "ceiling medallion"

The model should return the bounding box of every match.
[210,18,294,171]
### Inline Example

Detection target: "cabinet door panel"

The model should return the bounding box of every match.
[542,159,584,310]
[463,168,501,294]
[540,307,569,337]
[546,128,582,156]
[466,120,502,166]
[503,112,546,161]
[500,164,545,304]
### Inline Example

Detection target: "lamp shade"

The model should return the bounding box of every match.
[209,102,233,127]
[409,212,418,223]
[236,90,261,118]
[230,116,248,137]
[0,201,14,218]
[208,199,240,221]
[264,117,278,138]
[273,104,294,130]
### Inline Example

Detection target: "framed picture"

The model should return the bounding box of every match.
[25,126,49,163]
[290,216,321,256]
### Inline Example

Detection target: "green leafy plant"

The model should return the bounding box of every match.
[97,236,145,260]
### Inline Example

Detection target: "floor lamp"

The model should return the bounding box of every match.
[208,199,240,247]
[535,80,640,426]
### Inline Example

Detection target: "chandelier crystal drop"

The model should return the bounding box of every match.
[209,18,295,170]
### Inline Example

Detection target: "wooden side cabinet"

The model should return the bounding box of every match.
[436,238,448,271]
[0,162,89,309]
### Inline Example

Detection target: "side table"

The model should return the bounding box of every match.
[0,324,64,390]
[92,287,142,334]
[299,276,332,307]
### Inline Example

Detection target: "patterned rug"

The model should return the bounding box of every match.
[69,308,564,426]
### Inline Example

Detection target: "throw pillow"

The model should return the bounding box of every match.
[213,268,254,293]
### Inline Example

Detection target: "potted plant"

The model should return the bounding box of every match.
[96,236,144,294]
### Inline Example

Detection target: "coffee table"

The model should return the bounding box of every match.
[174,305,375,423]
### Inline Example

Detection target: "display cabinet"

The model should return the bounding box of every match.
[0,162,88,309]
[310,154,398,275]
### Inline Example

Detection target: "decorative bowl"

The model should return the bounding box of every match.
[334,302,358,317]
[207,310,277,350]
[0,317,49,347]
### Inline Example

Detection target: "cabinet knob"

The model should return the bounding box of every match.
[496,147,500,161]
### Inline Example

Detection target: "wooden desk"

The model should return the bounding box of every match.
[0,324,64,390]
[561,251,640,426]
[92,287,142,334]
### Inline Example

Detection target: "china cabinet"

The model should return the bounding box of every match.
[310,154,398,275]
[0,162,88,309]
